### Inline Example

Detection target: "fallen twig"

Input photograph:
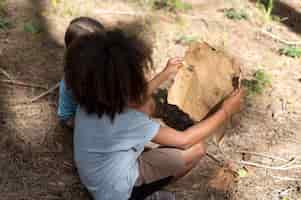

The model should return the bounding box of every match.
[206,153,224,167]
[237,159,301,170]
[206,153,238,176]
[0,67,12,80]
[29,82,60,103]
[271,175,301,181]
[236,150,290,162]
[280,157,298,169]
[260,29,301,46]
[0,79,48,90]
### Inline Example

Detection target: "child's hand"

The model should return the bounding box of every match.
[222,89,245,117]
[164,57,184,77]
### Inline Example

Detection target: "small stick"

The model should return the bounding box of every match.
[271,175,301,182]
[0,79,48,90]
[206,153,238,176]
[236,150,291,162]
[206,153,224,167]
[237,159,301,170]
[0,67,12,80]
[29,82,60,103]
[279,157,299,169]
[260,29,301,46]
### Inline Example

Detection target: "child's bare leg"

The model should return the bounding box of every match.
[135,142,206,187]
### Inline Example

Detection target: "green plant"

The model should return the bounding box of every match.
[0,18,11,29]
[256,0,274,21]
[175,34,200,45]
[223,8,248,20]
[237,168,248,178]
[24,20,43,34]
[279,46,301,58]
[152,0,192,12]
[242,69,271,96]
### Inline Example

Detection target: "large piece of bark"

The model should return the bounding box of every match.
[167,42,240,143]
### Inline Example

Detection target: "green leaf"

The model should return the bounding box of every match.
[279,46,301,58]
[237,168,248,178]
[242,69,271,96]
[224,8,248,20]
[24,20,43,34]
[152,0,191,12]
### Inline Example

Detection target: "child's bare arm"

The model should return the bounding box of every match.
[152,89,245,149]
[131,57,183,116]
[147,57,183,96]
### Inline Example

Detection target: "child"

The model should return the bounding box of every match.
[57,17,105,128]
[64,29,245,200]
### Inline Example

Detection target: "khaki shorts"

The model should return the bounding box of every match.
[135,147,185,186]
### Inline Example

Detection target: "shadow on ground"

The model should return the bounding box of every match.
[272,0,301,35]
[250,0,301,35]
[0,0,90,199]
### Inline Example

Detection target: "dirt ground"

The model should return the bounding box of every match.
[0,0,301,199]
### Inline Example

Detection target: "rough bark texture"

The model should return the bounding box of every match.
[168,42,241,143]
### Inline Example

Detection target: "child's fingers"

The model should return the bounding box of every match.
[169,57,184,64]
[170,60,183,66]
[175,62,184,68]
[230,89,239,97]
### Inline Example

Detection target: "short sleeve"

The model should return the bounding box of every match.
[115,110,160,149]
[131,114,160,145]
[57,79,78,121]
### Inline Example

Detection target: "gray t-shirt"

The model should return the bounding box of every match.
[74,107,160,200]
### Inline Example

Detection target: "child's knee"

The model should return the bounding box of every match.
[180,142,207,166]
[196,142,207,158]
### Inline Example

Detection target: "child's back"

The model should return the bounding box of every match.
[64,28,155,200]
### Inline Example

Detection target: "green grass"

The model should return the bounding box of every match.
[24,20,43,34]
[223,8,248,20]
[0,18,11,30]
[151,0,192,12]
[279,46,301,58]
[256,0,274,21]
[242,69,271,96]
[0,1,11,31]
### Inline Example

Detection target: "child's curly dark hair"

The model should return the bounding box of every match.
[64,28,153,120]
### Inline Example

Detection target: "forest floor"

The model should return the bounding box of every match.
[1,0,301,199]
